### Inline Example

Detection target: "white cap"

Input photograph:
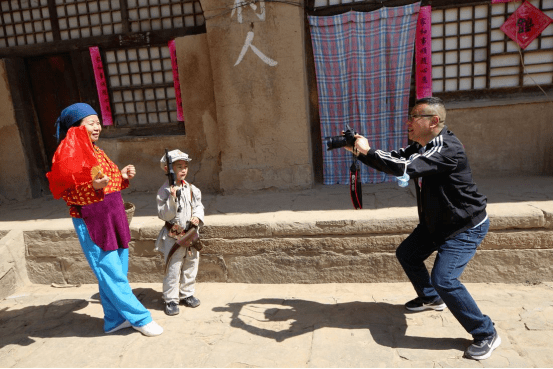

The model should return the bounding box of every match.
[160,149,192,171]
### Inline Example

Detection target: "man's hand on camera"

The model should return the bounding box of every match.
[345,134,370,156]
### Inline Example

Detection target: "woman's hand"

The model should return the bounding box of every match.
[190,216,200,226]
[92,175,110,190]
[121,165,136,180]
[345,134,370,156]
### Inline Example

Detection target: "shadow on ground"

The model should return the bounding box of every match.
[0,287,167,349]
[0,298,106,349]
[212,298,470,351]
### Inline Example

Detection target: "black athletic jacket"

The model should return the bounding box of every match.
[357,125,487,242]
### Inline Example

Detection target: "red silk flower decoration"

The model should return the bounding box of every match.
[46,125,101,199]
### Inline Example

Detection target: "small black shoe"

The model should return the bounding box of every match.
[405,296,446,311]
[165,301,180,316]
[464,330,501,360]
[181,295,201,308]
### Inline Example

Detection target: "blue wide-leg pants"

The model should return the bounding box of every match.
[73,218,152,332]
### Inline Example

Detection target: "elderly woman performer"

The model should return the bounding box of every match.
[47,103,163,337]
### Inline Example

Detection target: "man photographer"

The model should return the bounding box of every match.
[344,97,500,360]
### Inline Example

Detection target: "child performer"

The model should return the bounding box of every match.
[155,149,204,316]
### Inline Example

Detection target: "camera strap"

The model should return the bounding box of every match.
[350,158,362,210]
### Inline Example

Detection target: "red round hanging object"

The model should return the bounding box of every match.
[500,1,553,50]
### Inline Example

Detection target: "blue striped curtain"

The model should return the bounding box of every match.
[308,3,420,185]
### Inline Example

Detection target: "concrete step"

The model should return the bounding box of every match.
[1,176,552,291]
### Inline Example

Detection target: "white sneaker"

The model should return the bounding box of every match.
[133,321,163,337]
[105,320,132,334]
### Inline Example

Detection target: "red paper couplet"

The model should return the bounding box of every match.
[500,1,553,50]
[416,6,432,100]
[89,46,113,126]
[168,40,184,122]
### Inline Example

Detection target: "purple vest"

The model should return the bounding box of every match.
[80,192,131,251]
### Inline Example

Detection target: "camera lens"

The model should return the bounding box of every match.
[326,136,347,151]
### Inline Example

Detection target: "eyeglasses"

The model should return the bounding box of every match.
[407,114,436,121]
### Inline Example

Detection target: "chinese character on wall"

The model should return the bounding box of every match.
[231,0,277,67]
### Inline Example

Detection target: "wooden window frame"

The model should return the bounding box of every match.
[305,0,553,101]
[304,0,553,182]
[0,0,206,138]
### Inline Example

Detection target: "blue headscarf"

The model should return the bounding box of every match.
[54,103,98,143]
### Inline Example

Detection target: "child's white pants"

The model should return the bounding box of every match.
[163,246,199,303]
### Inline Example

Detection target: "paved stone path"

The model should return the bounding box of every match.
[2,176,553,366]
[1,282,552,367]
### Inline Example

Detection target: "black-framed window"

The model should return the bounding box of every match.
[55,0,123,40]
[0,0,205,45]
[307,0,553,99]
[127,0,204,32]
[431,1,553,94]
[104,44,178,127]
[0,0,205,136]
[0,0,54,47]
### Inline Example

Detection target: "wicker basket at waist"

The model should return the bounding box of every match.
[124,202,135,225]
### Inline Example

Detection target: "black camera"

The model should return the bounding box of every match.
[326,124,357,151]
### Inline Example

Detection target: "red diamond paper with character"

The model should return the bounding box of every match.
[500,1,552,49]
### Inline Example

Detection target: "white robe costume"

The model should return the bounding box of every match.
[155,180,204,303]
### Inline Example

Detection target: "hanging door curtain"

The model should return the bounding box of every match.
[309,2,420,185]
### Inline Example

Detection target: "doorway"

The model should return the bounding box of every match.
[26,53,81,167]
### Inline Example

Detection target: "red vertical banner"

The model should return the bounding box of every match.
[89,46,113,126]
[168,40,184,122]
[416,6,432,100]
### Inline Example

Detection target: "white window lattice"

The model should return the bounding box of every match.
[0,0,205,46]
[312,0,553,93]
[56,0,122,40]
[127,0,204,33]
[104,45,178,126]
[431,0,553,92]
[0,0,54,47]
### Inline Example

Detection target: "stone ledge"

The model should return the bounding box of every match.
[200,235,408,255]
[0,230,29,299]
[22,227,553,284]
[25,230,81,257]
[482,231,553,250]
[488,203,545,229]
[131,203,546,240]
[202,223,272,239]
[201,248,553,284]
[0,268,16,299]
[528,202,553,229]
[10,200,553,286]
[23,247,553,284]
